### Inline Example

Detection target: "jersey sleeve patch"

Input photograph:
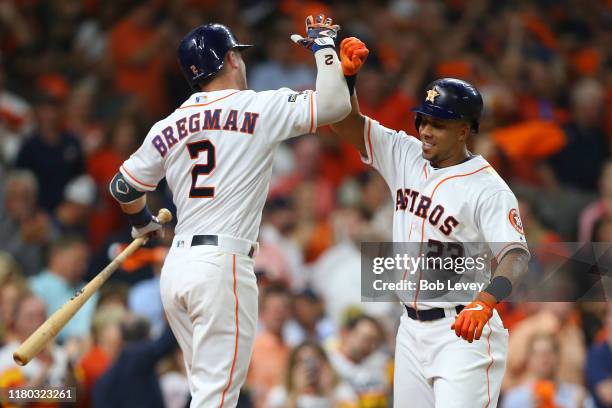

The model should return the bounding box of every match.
[508,208,525,235]
[287,91,308,103]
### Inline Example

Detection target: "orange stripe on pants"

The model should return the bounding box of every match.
[219,254,239,408]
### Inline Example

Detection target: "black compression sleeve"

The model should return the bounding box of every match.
[483,276,513,302]
[345,75,356,96]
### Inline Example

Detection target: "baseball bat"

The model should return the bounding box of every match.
[12,208,173,366]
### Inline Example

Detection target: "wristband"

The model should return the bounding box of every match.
[128,206,153,228]
[483,276,513,303]
[345,75,356,96]
[311,37,336,53]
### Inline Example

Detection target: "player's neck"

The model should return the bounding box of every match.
[430,148,471,169]
[200,77,244,93]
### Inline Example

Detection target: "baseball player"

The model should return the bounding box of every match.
[331,38,530,407]
[109,18,351,407]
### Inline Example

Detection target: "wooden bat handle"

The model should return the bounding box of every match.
[13,208,173,366]
[156,208,172,224]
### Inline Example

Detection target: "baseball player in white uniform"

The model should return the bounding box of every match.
[331,38,531,407]
[109,18,350,407]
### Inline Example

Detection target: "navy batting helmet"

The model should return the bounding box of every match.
[411,78,483,133]
[178,23,252,90]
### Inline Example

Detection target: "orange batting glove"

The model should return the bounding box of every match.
[450,292,496,343]
[340,37,369,76]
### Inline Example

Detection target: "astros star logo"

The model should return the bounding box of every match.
[426,88,439,103]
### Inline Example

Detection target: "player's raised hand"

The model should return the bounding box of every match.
[291,14,340,53]
[450,292,496,343]
[340,37,369,76]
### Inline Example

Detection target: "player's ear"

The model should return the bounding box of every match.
[458,121,470,141]
[226,50,241,70]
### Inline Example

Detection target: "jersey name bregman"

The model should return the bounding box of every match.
[152,108,260,157]
[395,188,459,235]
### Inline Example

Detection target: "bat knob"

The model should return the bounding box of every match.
[156,208,173,224]
[13,352,28,366]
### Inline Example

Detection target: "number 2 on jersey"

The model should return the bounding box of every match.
[187,140,216,198]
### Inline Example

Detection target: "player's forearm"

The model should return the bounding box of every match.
[117,194,157,232]
[314,48,351,126]
[329,91,367,155]
[119,195,146,214]
[484,248,529,302]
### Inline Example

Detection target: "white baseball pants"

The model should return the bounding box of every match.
[160,235,259,408]
[393,308,508,408]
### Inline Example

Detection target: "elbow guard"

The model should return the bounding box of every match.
[109,172,145,204]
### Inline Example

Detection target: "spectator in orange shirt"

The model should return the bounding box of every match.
[87,115,141,249]
[516,60,567,123]
[357,64,417,135]
[247,285,292,407]
[78,304,126,407]
[108,1,173,117]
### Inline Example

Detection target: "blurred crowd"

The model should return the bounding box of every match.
[0,0,611,407]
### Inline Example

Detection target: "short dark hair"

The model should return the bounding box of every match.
[48,235,88,263]
[261,283,291,308]
[294,287,321,302]
[121,315,150,343]
[344,313,381,333]
[50,235,87,253]
[264,196,293,214]
[262,283,290,299]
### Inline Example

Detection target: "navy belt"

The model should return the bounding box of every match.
[191,235,255,258]
[405,305,465,321]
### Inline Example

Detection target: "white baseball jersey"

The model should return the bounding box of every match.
[361,117,529,310]
[120,88,317,240]
[123,87,318,408]
[362,117,520,408]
